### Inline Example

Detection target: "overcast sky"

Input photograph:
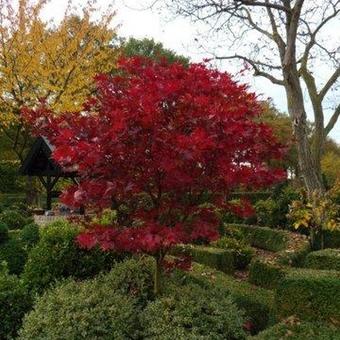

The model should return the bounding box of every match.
[43,0,339,142]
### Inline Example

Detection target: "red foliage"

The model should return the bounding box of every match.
[24,56,285,266]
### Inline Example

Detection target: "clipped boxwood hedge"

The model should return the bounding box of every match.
[305,249,340,271]
[173,244,234,274]
[275,269,340,322]
[187,263,275,333]
[249,259,286,290]
[252,319,340,339]
[225,224,288,252]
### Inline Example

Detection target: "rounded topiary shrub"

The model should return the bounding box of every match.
[0,210,32,230]
[0,238,27,275]
[100,256,154,306]
[0,222,9,243]
[0,267,32,340]
[141,283,246,340]
[19,278,140,340]
[19,223,40,249]
[22,220,119,294]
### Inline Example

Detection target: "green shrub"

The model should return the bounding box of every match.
[225,224,289,252]
[19,278,140,340]
[100,256,154,307]
[173,244,234,274]
[22,221,120,294]
[0,238,27,275]
[255,199,280,228]
[0,209,32,230]
[213,236,254,269]
[276,241,311,267]
[0,221,9,243]
[0,266,32,339]
[141,283,246,340]
[187,263,275,333]
[249,259,286,289]
[19,223,40,249]
[305,249,340,271]
[252,319,340,339]
[323,229,340,249]
[276,269,340,322]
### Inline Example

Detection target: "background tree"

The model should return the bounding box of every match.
[25,56,285,294]
[120,37,189,65]
[165,0,340,195]
[0,0,118,162]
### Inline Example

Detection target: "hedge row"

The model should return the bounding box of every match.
[187,263,276,333]
[224,224,289,252]
[275,268,340,323]
[172,245,235,274]
[252,319,340,340]
[305,248,340,271]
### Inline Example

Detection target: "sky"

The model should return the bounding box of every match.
[42,0,339,142]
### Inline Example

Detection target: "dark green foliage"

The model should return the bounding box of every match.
[0,221,9,243]
[276,269,340,322]
[253,319,340,340]
[19,223,40,249]
[323,229,340,249]
[141,283,246,340]
[0,209,32,230]
[0,237,27,275]
[174,244,235,274]
[188,263,276,333]
[255,199,280,228]
[249,259,286,289]
[276,241,311,267]
[22,221,119,294]
[229,191,271,203]
[121,37,189,65]
[19,278,140,340]
[99,256,154,307]
[0,267,32,339]
[305,249,340,271]
[0,160,26,193]
[225,224,288,252]
[213,236,254,269]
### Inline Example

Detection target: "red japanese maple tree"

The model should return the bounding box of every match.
[24,56,285,294]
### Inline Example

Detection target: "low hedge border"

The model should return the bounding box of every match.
[172,244,234,274]
[251,319,340,339]
[248,259,287,290]
[275,268,340,323]
[187,263,276,333]
[305,249,340,271]
[224,224,289,252]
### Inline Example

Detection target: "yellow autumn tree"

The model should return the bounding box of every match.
[0,0,118,160]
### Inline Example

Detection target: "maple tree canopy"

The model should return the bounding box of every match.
[24,56,285,264]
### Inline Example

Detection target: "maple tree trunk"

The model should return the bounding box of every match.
[154,255,163,296]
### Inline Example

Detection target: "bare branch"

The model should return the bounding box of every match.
[319,67,340,100]
[325,104,340,136]
[215,54,284,85]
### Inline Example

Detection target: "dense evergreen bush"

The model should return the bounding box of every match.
[0,209,32,230]
[0,221,9,242]
[224,224,288,252]
[255,199,280,228]
[276,269,340,322]
[173,244,235,274]
[188,263,275,333]
[141,283,246,340]
[19,223,40,249]
[0,238,27,275]
[252,319,340,339]
[0,266,32,339]
[19,278,139,340]
[305,249,340,271]
[213,236,254,269]
[22,221,120,294]
[249,259,286,289]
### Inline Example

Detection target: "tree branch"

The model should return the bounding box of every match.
[319,67,340,101]
[215,54,284,85]
[325,104,340,136]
